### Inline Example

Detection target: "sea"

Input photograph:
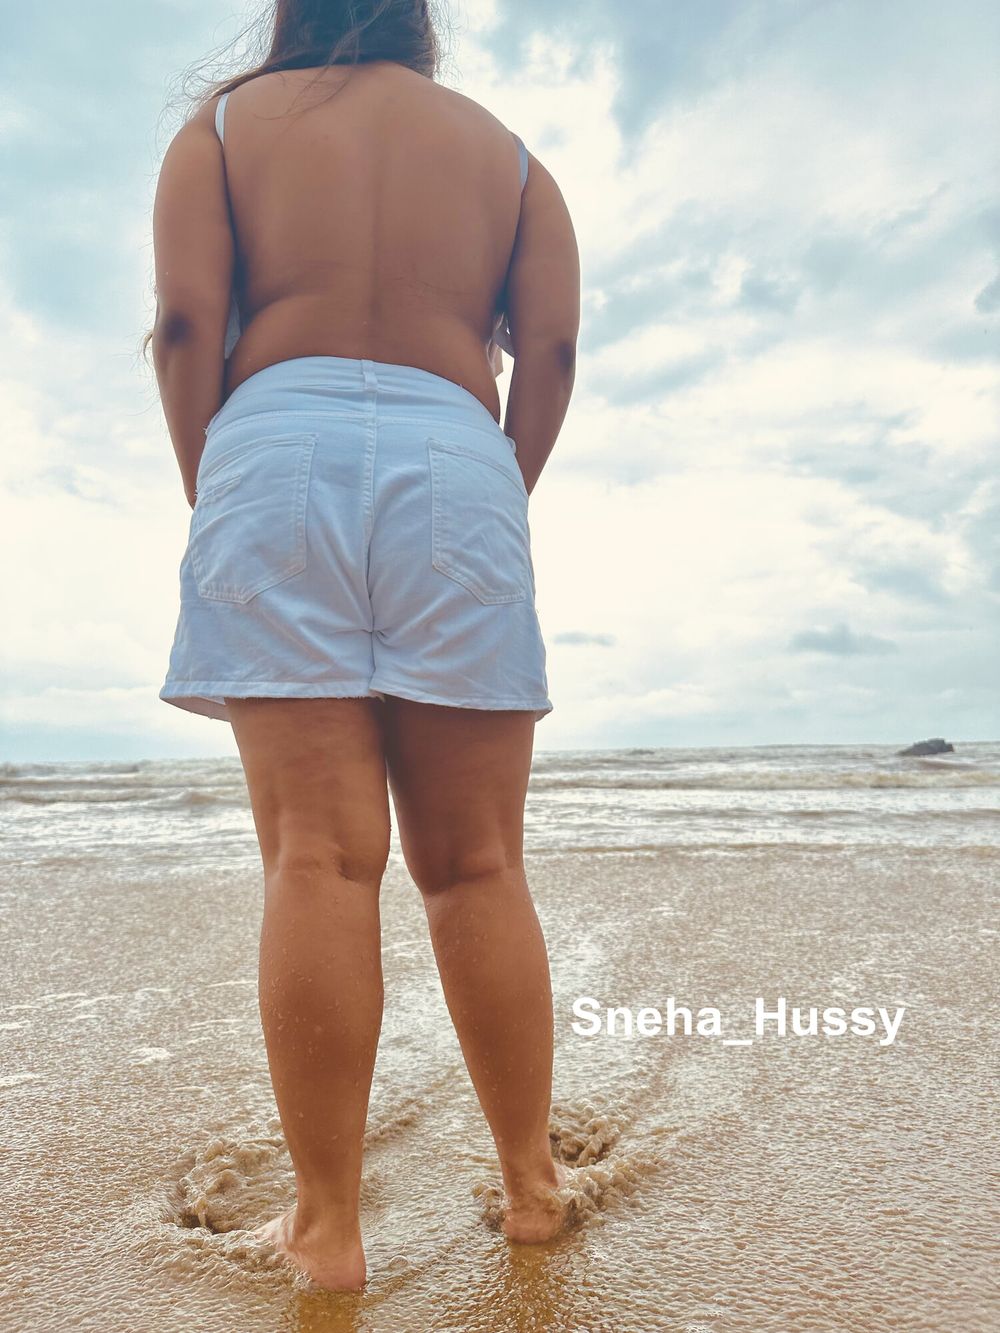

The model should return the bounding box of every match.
[2,741,998,1331]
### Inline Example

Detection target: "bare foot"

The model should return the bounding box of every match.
[253,1206,366,1291]
[502,1162,571,1243]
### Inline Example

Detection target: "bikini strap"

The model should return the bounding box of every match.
[216,90,519,191]
[512,133,529,191]
[214,91,231,146]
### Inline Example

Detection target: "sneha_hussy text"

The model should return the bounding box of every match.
[571,995,906,1046]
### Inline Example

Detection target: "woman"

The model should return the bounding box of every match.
[145,0,580,1295]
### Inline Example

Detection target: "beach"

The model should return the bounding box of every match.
[2,743,998,1331]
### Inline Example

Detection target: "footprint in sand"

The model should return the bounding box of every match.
[473,1098,649,1234]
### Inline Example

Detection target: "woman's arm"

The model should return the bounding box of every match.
[150,100,234,507]
[502,152,581,495]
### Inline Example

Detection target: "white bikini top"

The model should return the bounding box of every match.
[213,90,529,378]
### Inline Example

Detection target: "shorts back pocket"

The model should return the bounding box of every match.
[427,437,532,605]
[189,432,317,604]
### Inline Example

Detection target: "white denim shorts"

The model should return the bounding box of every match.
[159,356,552,723]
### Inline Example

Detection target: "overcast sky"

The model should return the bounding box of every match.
[1,0,997,761]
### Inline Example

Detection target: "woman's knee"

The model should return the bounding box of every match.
[404,839,523,896]
[270,833,390,889]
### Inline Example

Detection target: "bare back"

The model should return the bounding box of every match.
[217,62,529,421]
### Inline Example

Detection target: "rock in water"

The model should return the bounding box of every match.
[897,737,955,757]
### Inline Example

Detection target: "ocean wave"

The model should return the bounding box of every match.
[2,787,163,806]
[0,762,143,780]
[530,769,1000,791]
[1,783,245,808]
[159,789,241,809]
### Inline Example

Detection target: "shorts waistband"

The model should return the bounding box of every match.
[208,356,505,438]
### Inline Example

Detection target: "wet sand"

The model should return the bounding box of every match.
[2,835,997,1331]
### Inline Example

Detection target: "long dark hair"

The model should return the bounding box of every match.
[140,1,449,366]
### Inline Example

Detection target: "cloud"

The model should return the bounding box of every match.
[974,273,1000,314]
[553,631,617,647]
[787,622,898,656]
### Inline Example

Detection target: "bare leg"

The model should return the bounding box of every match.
[381,696,568,1242]
[226,696,391,1290]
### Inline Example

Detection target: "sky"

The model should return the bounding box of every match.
[1,0,997,761]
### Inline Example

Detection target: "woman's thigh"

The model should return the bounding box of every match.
[380,695,535,894]
[225,696,391,884]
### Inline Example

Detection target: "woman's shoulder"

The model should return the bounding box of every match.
[424,75,523,140]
